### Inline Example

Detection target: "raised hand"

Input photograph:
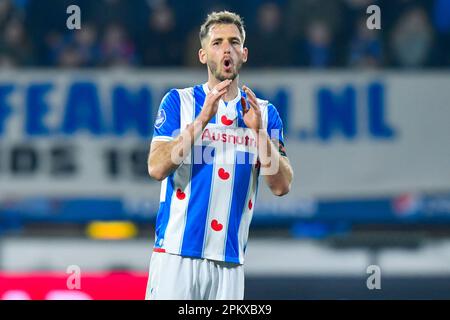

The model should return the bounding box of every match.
[241,85,262,132]
[199,79,232,123]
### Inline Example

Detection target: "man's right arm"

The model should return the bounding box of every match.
[148,79,232,181]
[147,117,207,181]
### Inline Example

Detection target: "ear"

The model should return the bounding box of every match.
[242,47,248,63]
[198,48,207,65]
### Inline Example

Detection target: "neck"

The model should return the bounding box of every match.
[207,74,239,102]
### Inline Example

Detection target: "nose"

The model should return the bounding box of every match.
[222,41,231,53]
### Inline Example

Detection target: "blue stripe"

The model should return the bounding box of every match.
[153,89,180,138]
[180,145,215,257]
[236,90,247,128]
[154,175,174,248]
[225,151,254,263]
[244,169,259,253]
[194,84,216,123]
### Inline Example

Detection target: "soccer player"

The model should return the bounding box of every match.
[146,11,293,300]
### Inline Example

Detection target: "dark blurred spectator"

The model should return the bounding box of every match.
[58,44,83,67]
[292,21,334,68]
[87,0,149,43]
[74,24,101,67]
[0,0,448,69]
[0,0,17,30]
[166,0,206,34]
[381,0,434,32]
[432,0,450,66]
[45,31,64,66]
[0,17,34,66]
[246,2,291,67]
[285,0,343,40]
[342,0,380,63]
[390,6,434,68]
[143,4,182,66]
[183,28,202,68]
[1,0,28,27]
[25,0,76,66]
[343,0,379,31]
[286,0,344,66]
[348,17,383,68]
[45,24,100,67]
[100,23,138,67]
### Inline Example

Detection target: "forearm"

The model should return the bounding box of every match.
[149,80,232,181]
[148,115,209,180]
[264,155,293,196]
[256,130,293,196]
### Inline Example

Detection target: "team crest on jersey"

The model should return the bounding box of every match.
[155,109,166,129]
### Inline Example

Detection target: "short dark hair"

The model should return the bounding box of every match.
[199,11,246,46]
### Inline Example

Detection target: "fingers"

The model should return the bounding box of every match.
[242,85,260,113]
[242,85,257,105]
[201,80,232,122]
[215,79,232,91]
[216,88,228,99]
[209,79,232,101]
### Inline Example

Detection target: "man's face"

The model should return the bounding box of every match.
[200,24,248,81]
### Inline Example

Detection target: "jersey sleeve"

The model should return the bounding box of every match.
[152,89,180,142]
[266,103,285,146]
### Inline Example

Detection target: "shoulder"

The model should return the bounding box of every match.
[161,88,179,104]
[162,86,198,102]
[256,98,270,110]
[160,86,195,108]
[256,98,280,119]
[256,98,279,113]
[176,86,196,95]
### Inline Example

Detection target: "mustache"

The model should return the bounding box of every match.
[207,58,242,81]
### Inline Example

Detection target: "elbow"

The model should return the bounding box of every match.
[148,164,166,181]
[271,183,291,197]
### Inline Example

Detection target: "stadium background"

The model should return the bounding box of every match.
[0,0,450,299]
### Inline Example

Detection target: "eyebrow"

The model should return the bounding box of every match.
[211,36,241,43]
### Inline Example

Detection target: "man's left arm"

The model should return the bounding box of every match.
[257,132,293,196]
[242,85,294,196]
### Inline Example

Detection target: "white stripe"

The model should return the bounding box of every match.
[237,99,269,262]
[202,100,239,261]
[160,178,167,202]
[152,136,174,142]
[258,98,270,130]
[202,140,236,261]
[162,88,194,254]
[179,88,195,132]
[237,167,258,263]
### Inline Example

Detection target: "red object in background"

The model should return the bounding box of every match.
[0,271,148,300]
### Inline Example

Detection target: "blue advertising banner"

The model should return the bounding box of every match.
[0,71,449,226]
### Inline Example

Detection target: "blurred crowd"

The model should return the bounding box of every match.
[0,0,449,69]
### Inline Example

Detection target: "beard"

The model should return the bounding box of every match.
[207,58,242,81]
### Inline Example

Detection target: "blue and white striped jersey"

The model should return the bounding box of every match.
[151,83,284,264]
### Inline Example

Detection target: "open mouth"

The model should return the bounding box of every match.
[223,58,232,70]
